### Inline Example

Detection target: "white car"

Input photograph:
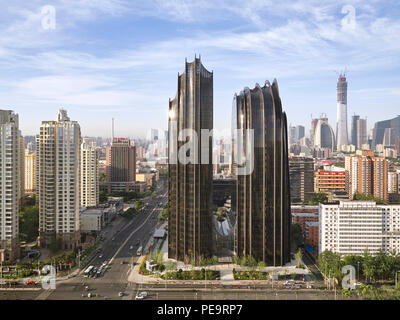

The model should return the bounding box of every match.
[135,294,144,300]
[119,292,124,297]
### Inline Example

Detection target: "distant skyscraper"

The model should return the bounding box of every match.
[336,73,348,148]
[106,138,136,182]
[372,115,400,149]
[37,109,81,249]
[350,114,360,146]
[314,114,335,151]
[233,80,291,266]
[168,57,214,263]
[0,110,21,261]
[310,117,319,147]
[356,118,367,149]
[81,140,99,207]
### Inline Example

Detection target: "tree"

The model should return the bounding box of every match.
[295,249,303,268]
[99,172,106,182]
[308,193,328,205]
[216,207,227,221]
[49,237,62,253]
[99,190,107,203]
[19,206,39,242]
[290,223,304,251]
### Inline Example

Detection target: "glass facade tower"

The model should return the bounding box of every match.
[232,80,291,266]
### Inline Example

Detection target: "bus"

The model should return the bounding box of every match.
[84,266,94,277]
[137,246,143,256]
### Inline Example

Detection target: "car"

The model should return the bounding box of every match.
[0,281,7,285]
[85,286,89,291]
[25,281,35,285]
[88,293,92,298]
[112,237,115,241]
[306,284,313,289]
[129,246,133,250]
[119,292,124,297]
[135,294,144,300]
[354,281,362,286]
[99,254,103,258]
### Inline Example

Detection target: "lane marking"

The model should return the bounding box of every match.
[108,192,167,265]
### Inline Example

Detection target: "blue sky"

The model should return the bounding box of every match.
[0,0,400,138]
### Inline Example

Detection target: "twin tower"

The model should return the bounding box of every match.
[168,57,291,266]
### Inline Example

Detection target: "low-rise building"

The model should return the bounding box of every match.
[319,201,400,255]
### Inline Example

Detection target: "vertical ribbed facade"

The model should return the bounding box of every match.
[233,80,290,266]
[168,57,214,263]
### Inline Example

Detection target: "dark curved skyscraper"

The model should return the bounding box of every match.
[232,80,291,266]
[168,57,214,263]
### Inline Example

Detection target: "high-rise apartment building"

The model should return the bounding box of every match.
[336,74,348,149]
[37,109,81,250]
[0,110,21,261]
[81,140,99,207]
[320,201,400,255]
[345,150,388,201]
[168,57,214,263]
[289,157,314,204]
[24,150,36,194]
[18,133,25,204]
[233,80,291,266]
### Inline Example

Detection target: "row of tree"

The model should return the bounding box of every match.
[319,249,400,285]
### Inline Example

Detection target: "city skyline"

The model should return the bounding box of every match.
[0,1,400,137]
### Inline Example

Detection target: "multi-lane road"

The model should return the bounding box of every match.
[0,181,168,300]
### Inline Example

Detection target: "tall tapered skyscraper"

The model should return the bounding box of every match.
[336,73,348,148]
[232,80,291,266]
[168,57,214,263]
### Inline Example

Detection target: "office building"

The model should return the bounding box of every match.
[37,109,81,250]
[313,114,335,152]
[106,138,136,182]
[81,141,99,207]
[371,115,400,149]
[319,201,400,255]
[336,73,348,149]
[168,57,214,263]
[289,157,314,204]
[314,167,347,194]
[233,80,291,266]
[0,110,21,261]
